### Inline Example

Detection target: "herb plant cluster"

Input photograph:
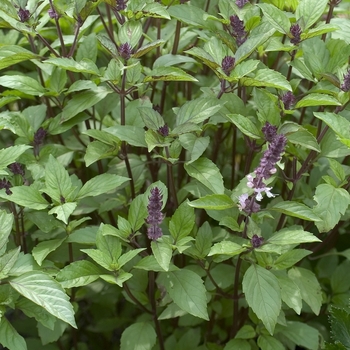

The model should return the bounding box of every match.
[0,0,350,349]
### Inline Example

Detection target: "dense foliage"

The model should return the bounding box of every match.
[1,0,350,349]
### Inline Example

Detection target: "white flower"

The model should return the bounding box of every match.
[247,174,254,188]
[238,193,249,211]
[254,186,276,201]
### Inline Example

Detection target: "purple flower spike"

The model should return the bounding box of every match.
[251,234,264,248]
[290,24,302,45]
[0,179,12,195]
[9,162,25,176]
[33,127,47,157]
[341,70,350,92]
[34,127,47,146]
[158,125,169,137]
[245,126,287,202]
[254,134,287,185]
[262,122,278,143]
[236,0,249,8]
[146,187,164,241]
[230,15,247,46]
[238,193,261,214]
[281,91,296,110]
[118,42,132,61]
[18,8,30,22]
[222,56,235,76]
[48,7,59,19]
[115,0,128,11]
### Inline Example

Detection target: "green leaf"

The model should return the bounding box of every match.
[288,267,322,315]
[77,174,129,199]
[0,186,49,210]
[235,22,276,64]
[185,47,220,72]
[231,59,260,79]
[16,298,56,330]
[8,253,37,277]
[84,140,118,167]
[267,226,321,245]
[270,201,322,221]
[158,303,187,320]
[274,249,312,270]
[0,75,46,96]
[143,67,198,82]
[61,87,111,122]
[184,157,224,194]
[313,184,350,232]
[141,2,171,19]
[302,38,329,78]
[83,129,121,145]
[151,240,172,272]
[328,158,346,182]
[56,260,104,288]
[178,134,209,163]
[224,114,261,139]
[0,96,20,108]
[208,241,246,257]
[48,203,77,224]
[138,107,164,130]
[287,129,321,152]
[128,194,148,232]
[0,145,31,170]
[145,129,170,152]
[119,20,143,48]
[224,339,251,350]
[9,271,77,328]
[0,317,27,350]
[275,271,302,314]
[296,0,328,29]
[167,4,206,27]
[66,226,98,245]
[133,39,165,58]
[169,201,195,241]
[314,111,350,143]
[302,23,339,40]
[153,54,197,69]
[189,222,212,259]
[159,269,209,320]
[76,33,98,63]
[257,4,290,34]
[45,57,100,75]
[100,271,133,287]
[43,155,76,203]
[188,194,235,210]
[37,319,67,346]
[0,49,38,71]
[331,260,350,294]
[258,335,285,350]
[240,69,292,91]
[105,125,147,147]
[32,238,66,266]
[0,247,20,279]
[134,255,176,272]
[175,98,224,126]
[118,249,146,269]
[0,210,14,254]
[276,321,319,350]
[242,264,281,335]
[120,322,157,350]
[329,306,350,348]
[66,80,97,94]
[235,325,256,340]
[295,93,341,108]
